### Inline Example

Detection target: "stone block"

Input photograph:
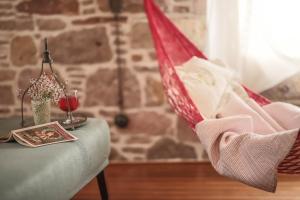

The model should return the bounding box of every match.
[146,138,197,160]
[0,85,14,105]
[16,0,79,15]
[48,27,112,64]
[98,0,144,13]
[120,111,172,135]
[11,36,37,66]
[145,76,165,106]
[0,20,33,31]
[85,68,141,108]
[130,23,153,49]
[0,69,16,82]
[36,18,66,31]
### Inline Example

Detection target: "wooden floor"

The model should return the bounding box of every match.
[73,163,300,200]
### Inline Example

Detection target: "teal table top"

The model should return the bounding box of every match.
[0,118,110,200]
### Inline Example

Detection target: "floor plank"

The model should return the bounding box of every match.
[73,163,300,200]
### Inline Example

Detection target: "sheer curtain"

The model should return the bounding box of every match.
[206,0,300,92]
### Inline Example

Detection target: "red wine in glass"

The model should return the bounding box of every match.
[59,96,79,112]
[58,90,79,124]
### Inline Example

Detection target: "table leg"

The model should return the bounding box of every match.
[97,170,109,200]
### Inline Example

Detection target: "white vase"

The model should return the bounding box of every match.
[31,99,51,125]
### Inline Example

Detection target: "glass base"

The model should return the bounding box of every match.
[62,116,81,125]
[58,115,87,130]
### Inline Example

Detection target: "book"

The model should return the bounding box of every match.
[0,121,78,147]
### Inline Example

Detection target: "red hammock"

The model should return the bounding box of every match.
[144,0,300,174]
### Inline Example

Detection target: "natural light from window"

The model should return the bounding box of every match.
[245,0,300,61]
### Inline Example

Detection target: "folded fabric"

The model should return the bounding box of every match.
[176,56,300,192]
[176,56,236,118]
[176,56,249,118]
[195,92,299,192]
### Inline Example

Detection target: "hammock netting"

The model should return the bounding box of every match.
[144,0,300,174]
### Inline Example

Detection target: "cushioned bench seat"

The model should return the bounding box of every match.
[0,118,110,200]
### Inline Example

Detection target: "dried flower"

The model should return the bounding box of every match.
[25,72,64,104]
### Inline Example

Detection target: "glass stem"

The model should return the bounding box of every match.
[67,111,73,123]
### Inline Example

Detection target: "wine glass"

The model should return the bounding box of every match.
[58,90,79,125]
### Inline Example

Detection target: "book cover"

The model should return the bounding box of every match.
[0,121,78,147]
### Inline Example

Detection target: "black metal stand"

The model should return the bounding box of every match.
[20,39,74,129]
[96,170,109,200]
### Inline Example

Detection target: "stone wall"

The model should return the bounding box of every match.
[0,0,208,162]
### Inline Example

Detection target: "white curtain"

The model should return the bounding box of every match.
[206,0,300,92]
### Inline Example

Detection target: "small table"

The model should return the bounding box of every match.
[0,118,110,200]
